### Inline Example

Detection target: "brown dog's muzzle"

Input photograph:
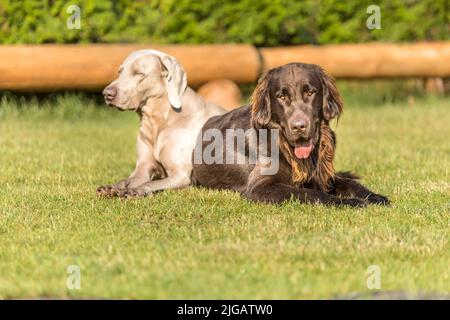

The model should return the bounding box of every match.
[288,110,311,139]
[289,118,309,135]
[288,110,315,159]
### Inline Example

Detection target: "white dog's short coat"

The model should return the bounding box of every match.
[97,50,225,198]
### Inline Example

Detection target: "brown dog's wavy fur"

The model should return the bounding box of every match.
[250,71,272,129]
[318,68,343,121]
[251,66,341,191]
[314,121,336,190]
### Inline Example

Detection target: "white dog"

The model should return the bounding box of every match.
[97,50,225,198]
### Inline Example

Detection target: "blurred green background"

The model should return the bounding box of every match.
[1,0,448,45]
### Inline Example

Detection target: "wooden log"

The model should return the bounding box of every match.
[0,44,260,91]
[197,79,243,110]
[424,77,445,94]
[261,42,450,78]
[1,42,450,91]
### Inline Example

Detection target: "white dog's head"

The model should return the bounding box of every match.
[103,50,187,111]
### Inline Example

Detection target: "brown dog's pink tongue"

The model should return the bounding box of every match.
[294,144,313,159]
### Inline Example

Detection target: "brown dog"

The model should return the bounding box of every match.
[191,63,389,207]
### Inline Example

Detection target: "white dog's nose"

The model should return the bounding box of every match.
[103,86,117,104]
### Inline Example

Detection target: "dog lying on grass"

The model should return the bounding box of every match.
[97,49,224,198]
[191,63,390,207]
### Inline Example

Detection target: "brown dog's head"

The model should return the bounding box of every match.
[251,63,343,160]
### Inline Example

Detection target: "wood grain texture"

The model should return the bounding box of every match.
[261,42,450,78]
[1,42,449,91]
[0,44,260,90]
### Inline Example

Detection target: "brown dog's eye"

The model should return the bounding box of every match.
[307,90,315,96]
[277,94,286,100]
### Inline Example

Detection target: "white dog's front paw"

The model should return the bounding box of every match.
[118,188,152,199]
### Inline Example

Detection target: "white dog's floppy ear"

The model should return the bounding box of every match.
[159,55,188,110]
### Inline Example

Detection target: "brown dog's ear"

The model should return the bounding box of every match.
[317,66,343,121]
[251,71,272,128]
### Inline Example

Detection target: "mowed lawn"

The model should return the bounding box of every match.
[0,94,448,299]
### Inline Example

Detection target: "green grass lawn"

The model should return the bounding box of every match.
[0,94,448,299]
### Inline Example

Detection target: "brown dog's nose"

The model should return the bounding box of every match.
[103,86,117,103]
[290,118,309,133]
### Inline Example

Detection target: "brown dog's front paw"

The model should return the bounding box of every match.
[118,188,150,199]
[367,194,391,206]
[341,198,367,208]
